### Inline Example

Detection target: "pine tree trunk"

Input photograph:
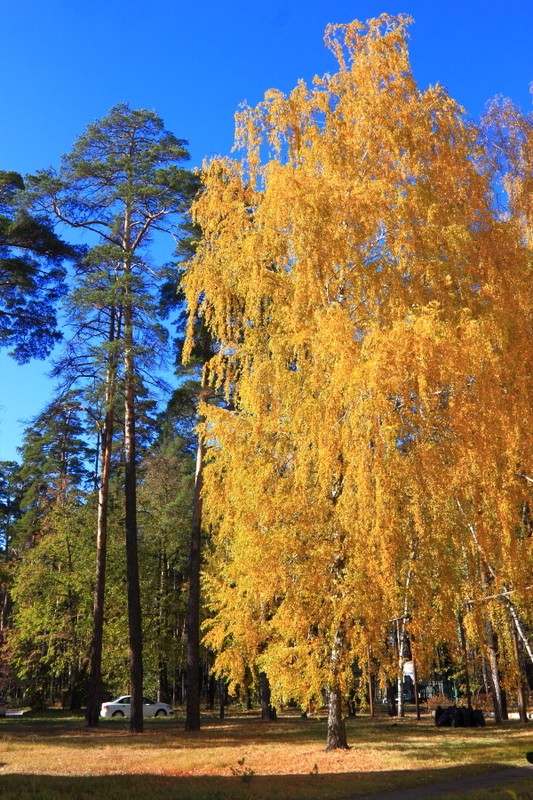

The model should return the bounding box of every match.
[85,433,112,726]
[219,678,226,719]
[85,309,118,728]
[69,675,83,711]
[157,552,170,703]
[124,291,143,734]
[386,681,397,717]
[1,589,11,638]
[208,674,216,711]
[185,372,208,731]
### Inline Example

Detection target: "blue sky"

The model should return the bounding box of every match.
[1,0,531,461]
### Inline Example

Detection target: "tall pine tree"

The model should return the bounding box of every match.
[37,104,196,731]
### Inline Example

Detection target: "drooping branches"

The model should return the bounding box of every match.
[184,15,532,745]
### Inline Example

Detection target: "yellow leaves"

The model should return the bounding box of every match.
[324,15,414,82]
[182,12,533,703]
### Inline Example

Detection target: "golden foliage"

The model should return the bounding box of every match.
[183,15,532,706]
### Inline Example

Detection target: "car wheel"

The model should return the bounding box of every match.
[155,709,167,717]
[112,710,125,717]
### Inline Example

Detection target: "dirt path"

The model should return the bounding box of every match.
[343,765,533,799]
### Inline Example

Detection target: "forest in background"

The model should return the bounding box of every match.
[0,15,531,749]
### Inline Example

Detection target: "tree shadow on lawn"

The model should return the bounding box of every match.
[2,713,324,746]
[1,764,532,800]
[1,711,525,752]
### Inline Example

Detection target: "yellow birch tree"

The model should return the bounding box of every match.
[183,15,532,748]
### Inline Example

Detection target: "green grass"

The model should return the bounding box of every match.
[0,708,531,799]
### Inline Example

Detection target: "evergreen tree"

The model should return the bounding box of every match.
[14,394,92,549]
[8,501,93,709]
[0,171,73,362]
[36,104,196,732]
[137,436,194,703]
[4,401,94,708]
[0,461,22,659]
[161,178,214,730]
[0,461,23,560]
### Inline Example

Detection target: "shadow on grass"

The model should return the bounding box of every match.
[1,710,528,753]
[1,713,326,748]
[1,765,532,800]
[1,711,531,800]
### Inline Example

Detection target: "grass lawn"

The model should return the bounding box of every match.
[0,707,531,799]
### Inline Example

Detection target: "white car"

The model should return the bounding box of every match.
[100,695,173,718]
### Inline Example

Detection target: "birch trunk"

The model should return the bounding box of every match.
[326,628,349,750]
[326,685,349,750]
[396,618,407,718]
[479,561,505,723]
[484,618,505,723]
[510,615,529,724]
[396,566,413,718]
[457,615,473,711]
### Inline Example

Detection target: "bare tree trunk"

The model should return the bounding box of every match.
[185,371,209,731]
[386,680,397,717]
[259,672,277,721]
[367,646,375,718]
[510,614,529,724]
[479,561,505,723]
[219,678,227,719]
[457,615,473,711]
[412,658,421,720]
[85,308,118,728]
[396,618,407,718]
[455,497,528,720]
[506,598,533,664]
[124,284,143,734]
[157,550,171,703]
[0,590,10,639]
[485,617,506,721]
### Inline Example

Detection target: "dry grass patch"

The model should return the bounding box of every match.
[0,709,531,799]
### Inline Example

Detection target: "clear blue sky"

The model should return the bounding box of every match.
[1,0,531,461]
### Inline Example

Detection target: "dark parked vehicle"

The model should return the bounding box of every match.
[435,705,485,727]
